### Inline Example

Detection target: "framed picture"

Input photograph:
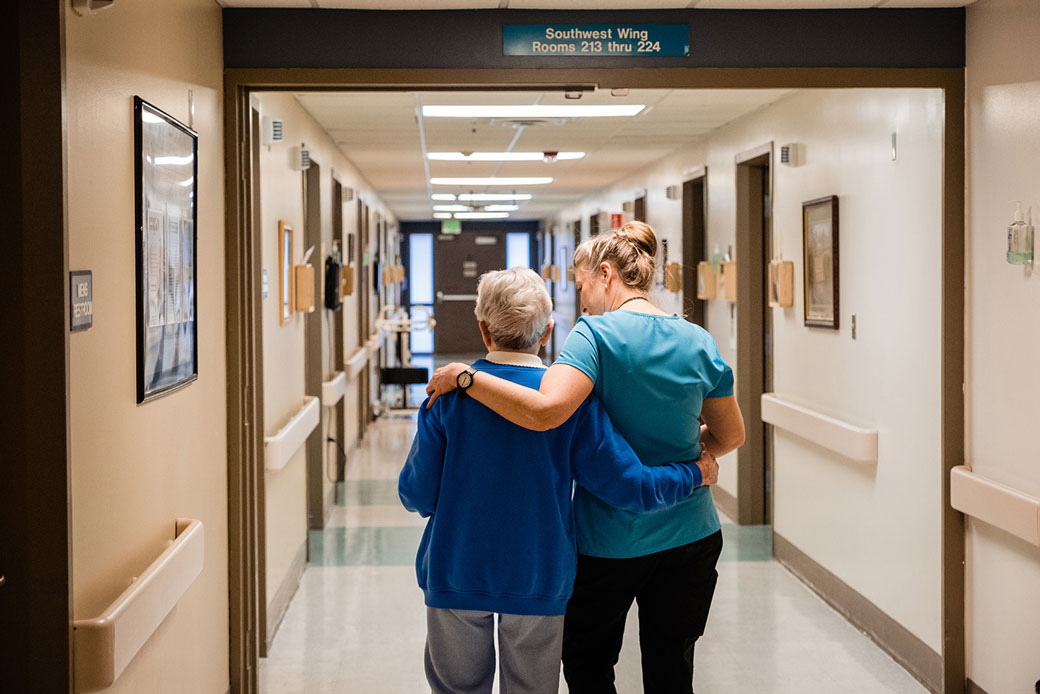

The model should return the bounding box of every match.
[135,97,198,403]
[278,220,294,326]
[802,195,839,329]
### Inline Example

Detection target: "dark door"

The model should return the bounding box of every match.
[433,231,507,354]
[735,150,772,526]
[682,175,707,326]
[303,162,324,530]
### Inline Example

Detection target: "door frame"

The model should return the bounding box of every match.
[224,67,965,694]
[681,169,707,327]
[303,160,325,531]
[2,2,72,691]
[734,145,772,527]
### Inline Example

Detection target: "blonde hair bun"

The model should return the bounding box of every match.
[573,221,659,292]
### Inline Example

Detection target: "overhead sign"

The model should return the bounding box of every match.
[441,219,462,235]
[504,24,689,57]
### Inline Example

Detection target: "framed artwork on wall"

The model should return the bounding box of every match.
[802,195,840,329]
[134,96,198,403]
[278,220,294,326]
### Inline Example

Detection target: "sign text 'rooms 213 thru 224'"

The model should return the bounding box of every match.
[503,25,689,57]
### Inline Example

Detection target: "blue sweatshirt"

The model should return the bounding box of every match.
[398,354,702,616]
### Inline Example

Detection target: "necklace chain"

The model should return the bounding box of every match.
[613,295,647,311]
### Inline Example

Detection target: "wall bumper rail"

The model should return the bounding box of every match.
[346,347,368,381]
[322,371,346,407]
[264,396,320,471]
[760,393,878,463]
[951,465,1040,546]
[72,518,205,693]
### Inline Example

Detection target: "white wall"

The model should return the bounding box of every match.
[256,91,397,606]
[66,1,228,692]
[554,87,945,652]
[964,1,1040,690]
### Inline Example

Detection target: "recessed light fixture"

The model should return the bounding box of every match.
[454,212,510,220]
[482,205,519,212]
[431,193,457,201]
[457,193,533,202]
[431,177,552,186]
[427,152,585,162]
[433,204,472,212]
[432,212,453,219]
[421,105,644,119]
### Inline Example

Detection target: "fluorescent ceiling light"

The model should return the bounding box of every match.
[454,212,510,220]
[428,152,585,162]
[431,193,457,201]
[422,105,644,119]
[433,212,453,219]
[483,205,519,212]
[457,193,533,202]
[431,177,552,186]
[433,204,471,212]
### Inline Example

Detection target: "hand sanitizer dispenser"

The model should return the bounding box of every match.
[1007,201,1034,265]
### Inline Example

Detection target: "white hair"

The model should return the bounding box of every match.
[474,268,553,350]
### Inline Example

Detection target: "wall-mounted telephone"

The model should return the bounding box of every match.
[324,246,343,310]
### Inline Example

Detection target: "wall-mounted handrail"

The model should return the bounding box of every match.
[322,371,346,407]
[73,518,205,693]
[951,465,1040,547]
[346,346,367,381]
[760,392,878,463]
[264,396,319,471]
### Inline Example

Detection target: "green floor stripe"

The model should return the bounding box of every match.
[338,479,402,507]
[310,523,770,567]
[720,523,773,562]
[310,526,424,566]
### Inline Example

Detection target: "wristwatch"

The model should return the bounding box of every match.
[456,366,477,396]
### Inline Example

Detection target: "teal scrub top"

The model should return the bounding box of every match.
[556,310,734,558]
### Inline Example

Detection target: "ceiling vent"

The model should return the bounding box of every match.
[263,117,283,145]
[490,118,568,129]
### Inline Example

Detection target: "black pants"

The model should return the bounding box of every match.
[562,530,724,694]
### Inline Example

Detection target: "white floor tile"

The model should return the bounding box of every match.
[261,416,931,694]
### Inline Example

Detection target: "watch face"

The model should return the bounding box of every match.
[457,371,473,389]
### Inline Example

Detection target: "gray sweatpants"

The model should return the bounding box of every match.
[425,607,564,694]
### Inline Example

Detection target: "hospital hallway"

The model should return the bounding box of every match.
[9,3,1040,694]
[258,414,929,694]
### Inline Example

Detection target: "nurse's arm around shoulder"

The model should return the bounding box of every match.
[426,362,593,432]
[699,395,746,459]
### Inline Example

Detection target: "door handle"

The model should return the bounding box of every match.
[436,292,479,303]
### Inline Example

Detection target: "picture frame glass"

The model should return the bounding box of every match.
[135,97,199,403]
[802,196,839,329]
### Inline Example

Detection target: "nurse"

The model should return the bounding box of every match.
[426,221,745,693]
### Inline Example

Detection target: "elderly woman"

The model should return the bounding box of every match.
[426,223,745,694]
[400,267,719,694]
